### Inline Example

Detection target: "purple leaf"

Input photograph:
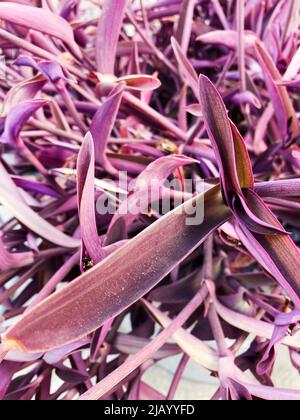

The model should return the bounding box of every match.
[208,281,300,349]
[233,191,288,235]
[115,74,161,91]
[257,310,300,375]
[232,91,262,109]
[236,190,300,305]
[199,75,242,201]
[0,361,20,399]
[15,56,69,86]
[96,0,128,74]
[230,121,254,190]
[0,234,33,271]
[0,2,82,58]
[106,154,197,243]
[174,0,195,55]
[2,75,46,116]
[171,37,199,100]
[2,186,230,353]
[43,339,89,365]
[255,41,299,141]
[1,0,300,400]
[1,99,47,145]
[185,103,203,117]
[90,85,124,176]
[197,30,257,51]
[143,299,219,371]
[77,132,105,265]
[0,181,80,249]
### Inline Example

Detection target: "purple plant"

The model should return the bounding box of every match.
[0,0,299,401]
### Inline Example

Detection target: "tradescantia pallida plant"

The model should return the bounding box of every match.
[0,0,300,401]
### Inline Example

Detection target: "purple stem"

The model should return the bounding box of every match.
[78,284,208,400]
[166,354,189,400]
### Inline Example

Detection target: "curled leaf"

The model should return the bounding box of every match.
[1,99,47,145]
[116,74,161,91]
[0,183,80,249]
[90,85,124,176]
[77,133,105,265]
[1,75,46,117]
[199,75,242,201]
[255,41,299,141]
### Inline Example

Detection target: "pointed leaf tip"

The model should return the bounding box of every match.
[199,74,241,201]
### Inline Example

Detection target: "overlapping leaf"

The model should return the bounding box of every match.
[2,186,230,352]
[90,85,124,176]
[96,0,128,74]
[199,75,300,304]
[0,2,81,58]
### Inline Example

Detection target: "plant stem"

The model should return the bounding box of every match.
[78,284,208,400]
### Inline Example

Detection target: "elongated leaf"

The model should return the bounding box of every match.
[0,361,20,399]
[143,300,218,371]
[96,0,128,73]
[197,30,257,50]
[230,121,254,189]
[207,281,300,348]
[136,155,195,187]
[0,235,34,271]
[1,75,46,117]
[199,75,242,201]
[255,41,299,140]
[232,91,262,110]
[15,56,68,85]
[0,2,81,58]
[233,192,287,235]
[218,355,300,401]
[43,339,90,365]
[77,133,105,264]
[255,179,300,198]
[175,0,195,55]
[78,285,209,400]
[1,99,47,145]
[171,37,199,99]
[185,103,202,117]
[2,186,230,353]
[116,74,161,91]
[199,76,287,234]
[12,176,62,199]
[90,85,124,176]
[257,310,300,376]
[0,184,80,249]
[106,154,197,243]
[236,189,300,305]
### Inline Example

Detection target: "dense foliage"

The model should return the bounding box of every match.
[0,0,300,400]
